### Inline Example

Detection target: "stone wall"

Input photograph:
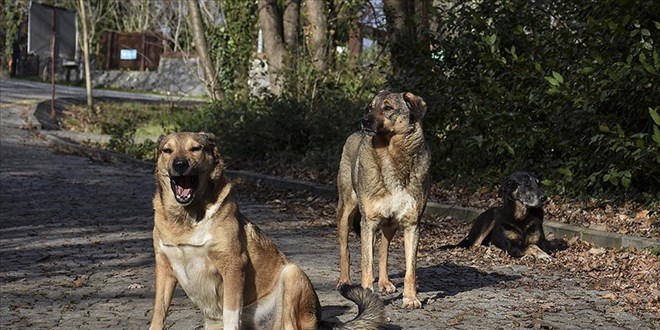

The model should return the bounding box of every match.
[92,56,207,97]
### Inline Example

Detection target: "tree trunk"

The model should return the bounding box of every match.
[347,20,362,68]
[304,0,328,71]
[383,0,431,85]
[283,0,300,50]
[258,0,286,95]
[187,0,223,100]
[78,0,93,110]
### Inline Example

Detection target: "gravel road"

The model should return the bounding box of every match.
[1,78,657,329]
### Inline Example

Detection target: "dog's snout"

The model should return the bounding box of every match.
[361,114,374,129]
[172,158,189,175]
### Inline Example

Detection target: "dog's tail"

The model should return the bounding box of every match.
[321,284,385,330]
[437,237,471,250]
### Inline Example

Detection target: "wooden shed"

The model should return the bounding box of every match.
[97,32,165,71]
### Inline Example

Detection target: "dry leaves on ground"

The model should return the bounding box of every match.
[430,185,659,240]
[234,182,659,318]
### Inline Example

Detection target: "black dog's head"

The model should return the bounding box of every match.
[360,91,427,136]
[500,171,547,208]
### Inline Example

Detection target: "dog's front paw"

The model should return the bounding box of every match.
[525,245,552,261]
[536,252,552,261]
[401,296,422,309]
[378,280,396,294]
[336,279,352,290]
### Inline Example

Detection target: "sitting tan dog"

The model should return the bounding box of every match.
[149,132,384,330]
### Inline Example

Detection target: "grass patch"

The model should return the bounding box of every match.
[62,101,200,160]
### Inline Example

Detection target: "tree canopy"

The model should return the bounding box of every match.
[1,0,658,205]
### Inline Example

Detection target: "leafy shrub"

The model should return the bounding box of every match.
[424,0,659,204]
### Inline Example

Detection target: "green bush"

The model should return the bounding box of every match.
[87,0,658,208]
[176,78,378,179]
[424,0,659,204]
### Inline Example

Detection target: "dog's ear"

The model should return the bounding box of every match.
[198,132,217,149]
[499,177,518,199]
[155,135,167,160]
[199,132,224,178]
[403,92,427,121]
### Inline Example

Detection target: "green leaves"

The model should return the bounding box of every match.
[545,71,564,86]
[427,0,659,202]
[651,108,660,147]
[544,71,565,95]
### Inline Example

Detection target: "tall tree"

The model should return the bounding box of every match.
[77,0,93,110]
[283,0,300,51]
[303,0,328,71]
[383,0,431,86]
[258,0,286,95]
[187,0,223,100]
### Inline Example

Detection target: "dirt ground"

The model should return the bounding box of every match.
[1,79,658,329]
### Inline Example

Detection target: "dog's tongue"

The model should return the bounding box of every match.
[175,176,192,196]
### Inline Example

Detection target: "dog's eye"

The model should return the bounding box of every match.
[384,105,394,112]
[162,148,172,154]
[190,146,203,152]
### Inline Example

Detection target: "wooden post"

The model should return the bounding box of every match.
[140,33,146,71]
[51,7,57,120]
[105,32,112,70]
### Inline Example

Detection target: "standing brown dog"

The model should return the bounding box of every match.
[336,91,431,309]
[149,132,384,330]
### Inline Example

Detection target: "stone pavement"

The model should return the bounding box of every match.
[1,78,657,329]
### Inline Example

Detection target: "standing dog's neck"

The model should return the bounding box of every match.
[373,123,427,184]
[373,123,425,151]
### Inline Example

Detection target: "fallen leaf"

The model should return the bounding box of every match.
[72,276,83,288]
[624,293,640,304]
[589,247,606,256]
[635,210,650,220]
[602,292,617,300]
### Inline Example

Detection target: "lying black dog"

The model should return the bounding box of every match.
[452,171,553,260]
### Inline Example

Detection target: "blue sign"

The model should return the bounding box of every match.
[120,49,138,60]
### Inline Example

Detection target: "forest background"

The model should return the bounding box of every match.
[1,0,658,210]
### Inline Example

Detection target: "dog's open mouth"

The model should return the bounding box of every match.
[170,175,198,205]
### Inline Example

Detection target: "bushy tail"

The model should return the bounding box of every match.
[437,237,471,250]
[323,285,385,330]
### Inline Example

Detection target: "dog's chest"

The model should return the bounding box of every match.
[375,165,417,219]
[158,221,223,319]
[372,186,417,220]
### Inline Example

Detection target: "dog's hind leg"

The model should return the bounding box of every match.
[460,208,496,248]
[377,224,397,294]
[279,265,321,330]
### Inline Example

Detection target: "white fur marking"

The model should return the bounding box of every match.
[223,308,241,330]
[158,209,223,320]
[241,265,291,329]
[372,187,416,219]
[372,155,417,220]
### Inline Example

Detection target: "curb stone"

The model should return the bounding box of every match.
[35,99,658,252]
[223,170,659,251]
